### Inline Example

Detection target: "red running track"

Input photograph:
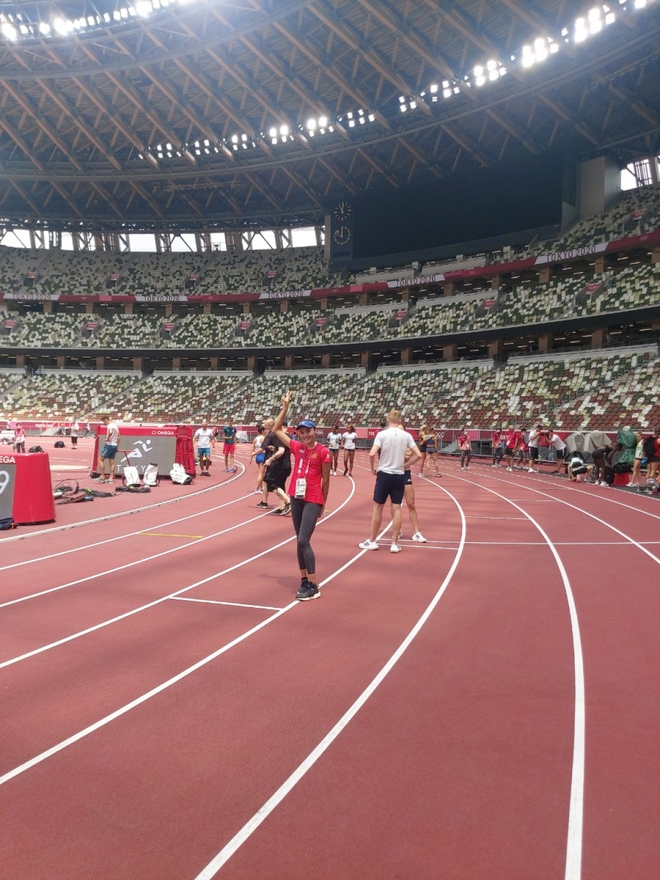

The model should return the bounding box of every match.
[0,444,658,880]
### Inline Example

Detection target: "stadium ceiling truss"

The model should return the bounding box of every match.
[0,0,659,233]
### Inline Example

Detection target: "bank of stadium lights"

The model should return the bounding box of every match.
[0,0,185,41]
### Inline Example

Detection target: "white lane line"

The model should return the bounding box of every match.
[0,509,271,609]
[428,473,585,880]
[0,490,255,573]
[170,597,283,612]
[193,482,467,880]
[0,482,357,669]
[0,463,247,546]
[474,473,660,567]
[0,482,369,785]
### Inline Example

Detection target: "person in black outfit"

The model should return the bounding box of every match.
[591,443,614,486]
[260,422,292,515]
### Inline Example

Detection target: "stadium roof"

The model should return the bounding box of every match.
[0,0,659,232]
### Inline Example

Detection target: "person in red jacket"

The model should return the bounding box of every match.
[273,390,331,602]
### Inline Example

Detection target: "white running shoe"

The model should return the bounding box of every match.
[528,467,534,473]
[507,466,513,472]
[412,532,427,543]
[390,542,401,553]
[358,539,379,551]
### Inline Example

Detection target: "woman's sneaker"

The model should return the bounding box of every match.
[296,581,320,601]
[412,532,427,543]
[256,501,269,509]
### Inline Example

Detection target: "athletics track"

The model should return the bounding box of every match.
[0,438,657,880]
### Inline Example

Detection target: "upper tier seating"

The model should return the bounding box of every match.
[0,245,346,298]
[0,372,138,420]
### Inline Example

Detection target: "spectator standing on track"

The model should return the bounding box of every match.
[70,419,79,449]
[273,390,331,601]
[263,421,292,516]
[491,427,504,467]
[327,423,342,476]
[342,423,358,476]
[546,429,567,475]
[358,409,421,555]
[95,415,120,483]
[591,442,615,486]
[418,423,430,475]
[14,423,26,454]
[643,427,660,480]
[193,419,215,477]
[503,425,522,472]
[457,427,472,469]
[424,427,440,476]
[526,424,544,473]
[249,425,268,493]
[630,431,645,486]
[222,418,237,472]
[398,417,427,543]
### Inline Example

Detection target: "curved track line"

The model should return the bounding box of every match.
[0,463,247,545]
[426,473,586,880]
[0,507,272,609]
[0,479,393,785]
[476,471,660,567]
[0,480,357,668]
[193,480,467,880]
[0,490,256,572]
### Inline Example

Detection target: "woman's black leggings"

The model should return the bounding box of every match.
[290,499,323,575]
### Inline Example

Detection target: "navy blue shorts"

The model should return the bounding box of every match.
[374,471,407,505]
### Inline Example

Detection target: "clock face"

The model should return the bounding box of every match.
[333,225,351,246]
[334,201,352,222]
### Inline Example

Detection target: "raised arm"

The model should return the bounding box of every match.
[273,390,293,449]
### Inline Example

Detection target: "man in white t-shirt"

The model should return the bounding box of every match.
[358,409,421,554]
[95,415,120,483]
[526,423,544,473]
[194,419,216,477]
[547,429,567,475]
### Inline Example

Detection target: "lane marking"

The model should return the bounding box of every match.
[193,482,467,880]
[139,533,204,539]
[426,473,588,880]
[0,482,357,669]
[0,463,247,548]
[170,597,283,612]
[0,481,385,786]
[0,509,271,609]
[0,488,254,573]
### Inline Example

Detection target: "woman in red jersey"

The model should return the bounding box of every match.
[273,390,331,602]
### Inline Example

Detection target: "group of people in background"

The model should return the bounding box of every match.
[490,424,567,475]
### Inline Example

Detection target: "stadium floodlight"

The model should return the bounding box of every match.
[268,127,277,138]
[318,116,328,128]
[368,113,375,122]
[1,22,17,40]
[53,17,73,35]
[280,125,289,136]
[307,118,317,130]
[135,1,154,18]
